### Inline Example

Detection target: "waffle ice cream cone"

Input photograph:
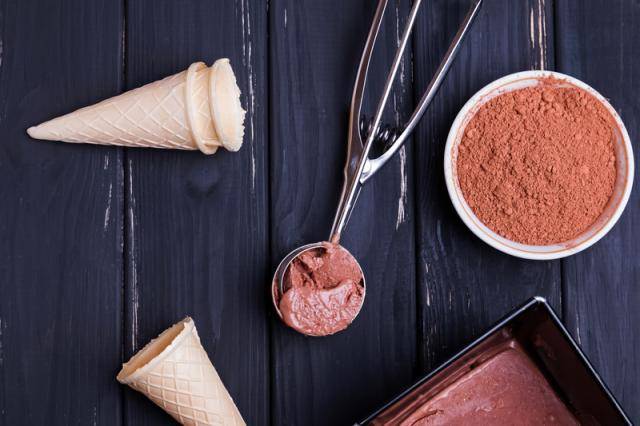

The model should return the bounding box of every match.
[27,59,245,154]
[117,317,245,426]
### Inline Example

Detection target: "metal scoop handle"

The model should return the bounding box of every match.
[329,0,483,242]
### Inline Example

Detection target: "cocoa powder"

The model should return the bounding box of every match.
[456,79,617,245]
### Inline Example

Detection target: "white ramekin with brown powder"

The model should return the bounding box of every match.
[444,71,633,260]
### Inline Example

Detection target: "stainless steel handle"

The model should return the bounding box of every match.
[329,0,392,242]
[360,0,483,184]
[329,0,483,242]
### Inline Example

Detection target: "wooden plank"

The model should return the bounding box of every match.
[556,0,640,420]
[413,0,561,373]
[123,1,269,425]
[269,1,417,424]
[0,0,123,424]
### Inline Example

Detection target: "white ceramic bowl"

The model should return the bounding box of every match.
[444,71,634,260]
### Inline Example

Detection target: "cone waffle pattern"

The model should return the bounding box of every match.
[30,70,198,150]
[124,324,245,426]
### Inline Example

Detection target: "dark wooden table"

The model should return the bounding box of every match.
[0,0,638,424]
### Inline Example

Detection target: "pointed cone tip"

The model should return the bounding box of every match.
[26,126,39,139]
[27,124,54,141]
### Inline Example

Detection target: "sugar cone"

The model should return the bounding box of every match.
[27,59,245,154]
[117,317,246,426]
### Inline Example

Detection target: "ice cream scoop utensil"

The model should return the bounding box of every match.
[272,0,483,328]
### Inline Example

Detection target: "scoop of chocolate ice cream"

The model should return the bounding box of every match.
[277,243,364,336]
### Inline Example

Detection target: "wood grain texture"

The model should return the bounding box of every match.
[413,0,561,373]
[0,0,124,424]
[123,1,269,425]
[556,0,640,420]
[269,1,417,424]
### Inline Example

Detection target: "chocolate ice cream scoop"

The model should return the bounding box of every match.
[273,243,365,336]
[271,0,481,336]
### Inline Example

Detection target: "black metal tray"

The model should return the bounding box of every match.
[357,297,631,425]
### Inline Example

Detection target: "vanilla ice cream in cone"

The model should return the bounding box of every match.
[117,317,245,426]
[27,59,245,154]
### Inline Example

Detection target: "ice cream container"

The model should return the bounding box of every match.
[356,297,631,425]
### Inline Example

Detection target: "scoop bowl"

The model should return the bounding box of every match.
[271,242,366,337]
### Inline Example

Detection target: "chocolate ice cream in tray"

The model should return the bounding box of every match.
[357,297,630,425]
